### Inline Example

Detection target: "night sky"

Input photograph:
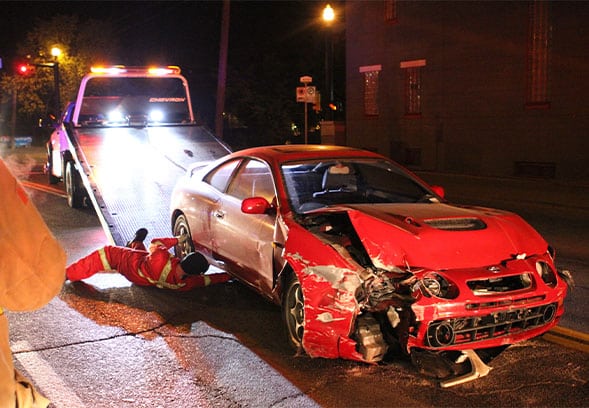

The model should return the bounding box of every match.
[2,1,336,126]
[1,1,329,69]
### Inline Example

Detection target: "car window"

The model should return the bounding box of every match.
[226,159,275,202]
[204,159,241,192]
[281,158,432,213]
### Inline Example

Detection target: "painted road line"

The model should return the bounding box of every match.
[14,341,86,408]
[20,180,67,198]
[543,326,589,353]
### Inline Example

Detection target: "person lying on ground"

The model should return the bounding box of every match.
[66,228,230,290]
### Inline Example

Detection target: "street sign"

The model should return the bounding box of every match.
[296,86,316,103]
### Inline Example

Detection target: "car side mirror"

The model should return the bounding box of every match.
[431,185,445,199]
[241,196,273,215]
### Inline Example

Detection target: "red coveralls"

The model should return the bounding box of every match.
[66,237,230,291]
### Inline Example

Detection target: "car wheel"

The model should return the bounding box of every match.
[282,272,305,351]
[65,161,84,208]
[173,214,195,258]
[46,149,60,185]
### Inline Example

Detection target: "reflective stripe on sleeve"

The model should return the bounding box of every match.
[98,248,113,271]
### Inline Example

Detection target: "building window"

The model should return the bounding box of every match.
[384,0,398,23]
[359,65,382,116]
[526,0,551,108]
[400,59,426,116]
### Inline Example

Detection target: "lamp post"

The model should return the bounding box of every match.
[322,4,335,119]
[34,47,62,116]
[50,47,61,116]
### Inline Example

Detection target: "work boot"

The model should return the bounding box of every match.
[126,228,148,248]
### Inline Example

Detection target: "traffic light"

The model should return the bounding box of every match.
[16,63,34,75]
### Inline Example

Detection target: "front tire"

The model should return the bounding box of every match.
[172,214,195,258]
[46,149,60,185]
[282,272,305,351]
[65,161,84,208]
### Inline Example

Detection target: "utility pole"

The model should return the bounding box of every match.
[215,0,230,140]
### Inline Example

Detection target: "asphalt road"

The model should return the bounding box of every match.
[2,146,588,407]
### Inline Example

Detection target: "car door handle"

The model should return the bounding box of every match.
[214,210,225,219]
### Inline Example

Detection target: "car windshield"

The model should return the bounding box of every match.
[281,158,436,213]
[78,77,191,126]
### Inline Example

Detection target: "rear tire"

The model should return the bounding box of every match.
[282,272,305,352]
[172,214,195,258]
[65,161,84,208]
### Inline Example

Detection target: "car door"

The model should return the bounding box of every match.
[187,158,242,255]
[210,158,277,295]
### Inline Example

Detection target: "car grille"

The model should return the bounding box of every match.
[423,217,486,231]
[467,274,532,295]
[426,303,557,348]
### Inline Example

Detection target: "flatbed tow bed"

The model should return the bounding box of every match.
[73,125,230,246]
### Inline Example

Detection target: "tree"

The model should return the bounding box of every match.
[0,14,120,134]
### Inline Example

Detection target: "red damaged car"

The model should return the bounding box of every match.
[170,145,571,385]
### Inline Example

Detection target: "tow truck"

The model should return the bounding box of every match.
[46,66,231,246]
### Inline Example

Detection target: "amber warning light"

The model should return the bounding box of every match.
[90,66,181,75]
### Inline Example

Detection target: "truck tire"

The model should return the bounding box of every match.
[65,161,84,208]
[46,149,60,185]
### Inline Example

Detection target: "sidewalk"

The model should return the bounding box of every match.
[416,170,589,220]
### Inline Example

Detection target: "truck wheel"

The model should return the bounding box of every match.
[46,149,60,185]
[65,161,84,208]
[282,272,305,352]
[172,214,195,258]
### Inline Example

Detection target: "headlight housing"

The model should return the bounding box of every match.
[421,272,458,299]
[536,261,557,287]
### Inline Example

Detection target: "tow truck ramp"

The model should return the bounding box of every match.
[72,125,230,246]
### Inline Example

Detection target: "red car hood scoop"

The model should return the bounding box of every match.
[333,203,548,270]
[422,217,487,231]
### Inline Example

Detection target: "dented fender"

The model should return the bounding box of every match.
[283,221,367,361]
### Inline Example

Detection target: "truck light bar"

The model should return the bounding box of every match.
[90,66,127,75]
[90,66,181,75]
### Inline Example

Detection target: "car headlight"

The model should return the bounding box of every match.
[536,261,557,287]
[149,109,164,122]
[421,272,458,299]
[107,110,124,123]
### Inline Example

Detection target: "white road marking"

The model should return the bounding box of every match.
[13,341,86,408]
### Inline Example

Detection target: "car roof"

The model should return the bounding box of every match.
[230,144,386,165]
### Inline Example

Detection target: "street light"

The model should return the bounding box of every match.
[322,4,335,22]
[322,4,335,119]
[50,47,62,59]
[32,47,62,116]
[50,47,62,116]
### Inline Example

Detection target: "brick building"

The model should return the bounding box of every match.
[345,1,589,180]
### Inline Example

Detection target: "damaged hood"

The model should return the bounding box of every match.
[333,203,548,270]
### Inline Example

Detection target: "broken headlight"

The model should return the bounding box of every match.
[536,261,557,287]
[421,272,458,299]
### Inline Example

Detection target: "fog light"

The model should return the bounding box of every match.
[542,304,557,323]
[429,321,455,347]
